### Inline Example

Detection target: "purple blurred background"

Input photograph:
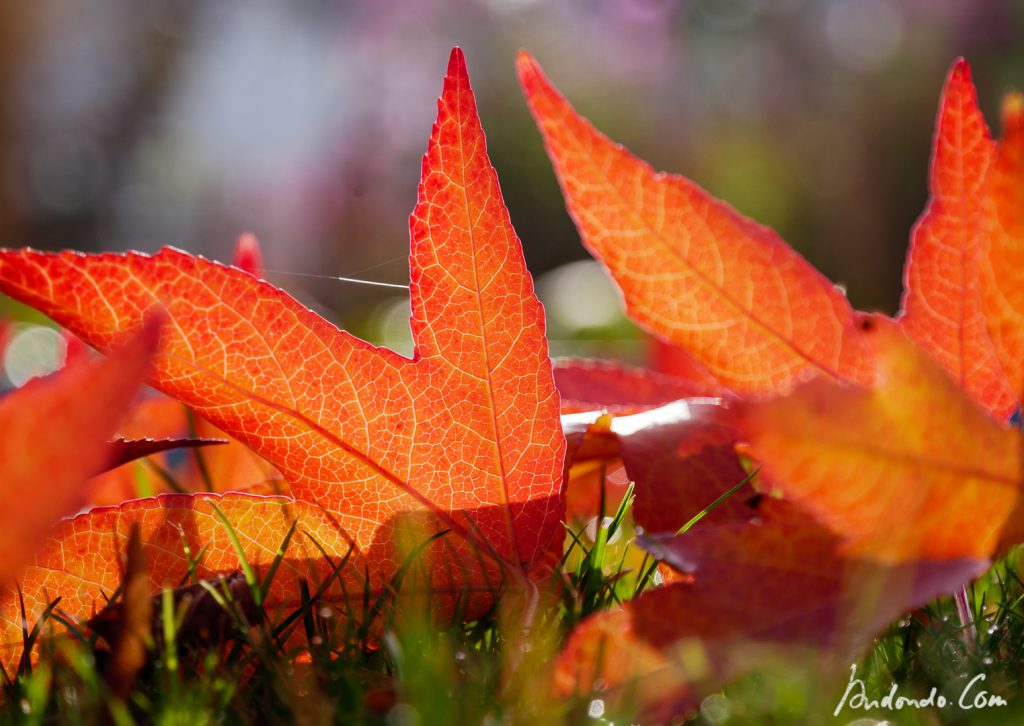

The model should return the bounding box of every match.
[0,0,1021,367]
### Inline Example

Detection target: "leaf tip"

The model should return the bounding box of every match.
[516,51,562,118]
[515,49,536,74]
[446,46,467,79]
[949,56,972,83]
[515,50,545,93]
[1002,91,1024,134]
[940,58,982,115]
[938,58,982,116]
[233,232,264,277]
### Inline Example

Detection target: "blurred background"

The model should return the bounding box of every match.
[0,0,1021,376]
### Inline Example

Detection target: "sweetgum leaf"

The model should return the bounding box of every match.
[562,401,754,533]
[0,320,157,588]
[899,59,1015,419]
[0,48,564,668]
[554,499,986,721]
[88,394,283,506]
[103,437,227,474]
[647,337,727,396]
[553,358,713,414]
[981,93,1024,401]
[517,51,871,397]
[548,56,1024,722]
[735,315,1023,562]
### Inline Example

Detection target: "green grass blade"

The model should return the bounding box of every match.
[676,466,759,535]
[210,501,262,607]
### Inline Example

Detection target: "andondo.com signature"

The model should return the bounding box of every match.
[834,664,1008,716]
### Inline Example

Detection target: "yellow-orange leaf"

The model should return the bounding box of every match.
[735,315,1023,562]
[0,493,347,669]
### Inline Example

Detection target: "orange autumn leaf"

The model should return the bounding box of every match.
[0,320,157,587]
[0,48,564,664]
[615,401,754,534]
[103,436,227,473]
[517,51,870,397]
[1,493,349,669]
[88,390,282,506]
[93,233,279,504]
[899,59,1015,419]
[734,315,1023,562]
[554,499,986,721]
[647,336,727,397]
[553,358,713,414]
[562,401,754,533]
[982,93,1024,400]
[87,395,187,505]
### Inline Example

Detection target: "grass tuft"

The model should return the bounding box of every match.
[4,485,1024,724]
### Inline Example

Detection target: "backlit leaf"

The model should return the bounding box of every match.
[981,93,1024,401]
[554,499,986,721]
[735,315,1023,562]
[517,51,870,396]
[553,358,712,414]
[0,320,157,588]
[562,401,753,533]
[899,59,1015,419]
[102,436,227,474]
[0,48,564,666]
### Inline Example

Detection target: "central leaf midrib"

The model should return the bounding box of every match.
[452,72,522,566]
[955,96,970,388]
